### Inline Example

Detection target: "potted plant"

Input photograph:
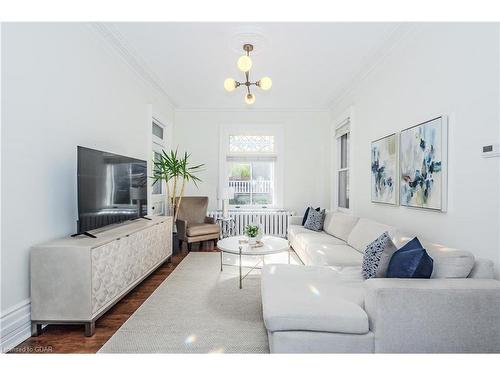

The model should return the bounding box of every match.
[244,224,260,245]
[152,148,204,251]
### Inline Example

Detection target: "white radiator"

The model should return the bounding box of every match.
[207,210,295,238]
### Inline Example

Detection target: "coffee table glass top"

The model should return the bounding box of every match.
[217,235,289,256]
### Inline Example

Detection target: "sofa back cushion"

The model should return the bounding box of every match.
[390,236,476,278]
[468,258,495,279]
[323,211,359,241]
[347,218,394,253]
[422,241,475,278]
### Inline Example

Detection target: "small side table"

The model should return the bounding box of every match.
[216,217,235,239]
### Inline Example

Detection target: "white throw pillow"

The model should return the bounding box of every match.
[323,211,359,241]
[423,241,475,278]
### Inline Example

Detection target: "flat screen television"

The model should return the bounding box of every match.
[77,146,148,233]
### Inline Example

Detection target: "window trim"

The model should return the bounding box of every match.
[152,117,167,147]
[332,108,353,214]
[151,117,168,198]
[219,124,284,210]
[151,146,165,196]
[337,133,350,212]
[149,115,169,216]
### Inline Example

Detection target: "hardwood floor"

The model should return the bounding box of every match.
[9,243,217,354]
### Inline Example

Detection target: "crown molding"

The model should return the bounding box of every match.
[89,22,420,114]
[174,107,331,113]
[327,23,423,110]
[89,23,177,108]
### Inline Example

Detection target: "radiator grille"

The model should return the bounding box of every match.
[207,210,295,238]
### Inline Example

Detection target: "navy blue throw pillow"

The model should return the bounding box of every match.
[386,237,433,278]
[302,207,320,226]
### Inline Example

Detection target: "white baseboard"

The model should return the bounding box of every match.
[0,299,32,353]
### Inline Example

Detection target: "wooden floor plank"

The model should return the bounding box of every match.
[9,243,217,354]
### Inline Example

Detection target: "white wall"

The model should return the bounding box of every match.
[330,23,500,275]
[174,110,331,214]
[0,23,175,349]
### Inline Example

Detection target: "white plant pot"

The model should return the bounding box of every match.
[248,237,257,245]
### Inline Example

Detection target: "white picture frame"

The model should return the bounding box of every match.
[399,116,448,212]
[371,133,398,205]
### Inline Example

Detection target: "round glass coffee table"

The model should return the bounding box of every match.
[217,235,290,289]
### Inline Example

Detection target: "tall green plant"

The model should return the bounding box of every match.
[152,148,204,222]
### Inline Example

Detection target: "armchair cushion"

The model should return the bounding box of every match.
[176,196,209,224]
[186,223,220,237]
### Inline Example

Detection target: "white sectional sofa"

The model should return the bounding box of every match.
[261,211,500,353]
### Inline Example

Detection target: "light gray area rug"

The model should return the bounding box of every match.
[99,252,271,353]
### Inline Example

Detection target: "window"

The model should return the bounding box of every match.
[152,122,164,140]
[152,150,163,195]
[229,135,274,153]
[151,118,168,215]
[335,118,350,210]
[227,159,274,206]
[152,121,165,144]
[220,127,283,209]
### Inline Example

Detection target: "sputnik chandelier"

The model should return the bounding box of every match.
[224,44,272,105]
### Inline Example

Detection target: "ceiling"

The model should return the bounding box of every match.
[103,22,401,110]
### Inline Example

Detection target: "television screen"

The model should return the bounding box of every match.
[77,146,148,233]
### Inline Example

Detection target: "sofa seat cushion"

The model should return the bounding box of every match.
[304,243,363,267]
[295,232,346,247]
[288,224,314,238]
[289,225,346,246]
[186,223,219,236]
[261,264,368,334]
[347,218,394,253]
[323,211,360,241]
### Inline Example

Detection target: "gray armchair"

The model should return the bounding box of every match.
[176,196,220,251]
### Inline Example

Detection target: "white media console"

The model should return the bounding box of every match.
[30,216,172,336]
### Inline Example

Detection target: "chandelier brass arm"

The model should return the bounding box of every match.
[224,44,272,105]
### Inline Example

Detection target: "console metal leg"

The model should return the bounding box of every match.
[220,250,223,271]
[85,321,95,337]
[31,323,42,337]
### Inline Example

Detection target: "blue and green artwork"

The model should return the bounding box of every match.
[400,117,444,210]
[371,133,397,205]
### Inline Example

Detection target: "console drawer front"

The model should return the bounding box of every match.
[91,236,132,314]
[91,220,171,314]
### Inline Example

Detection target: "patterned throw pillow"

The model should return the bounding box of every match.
[362,232,397,279]
[302,206,320,226]
[303,208,325,231]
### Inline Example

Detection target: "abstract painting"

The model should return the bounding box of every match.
[371,133,397,204]
[399,117,446,210]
